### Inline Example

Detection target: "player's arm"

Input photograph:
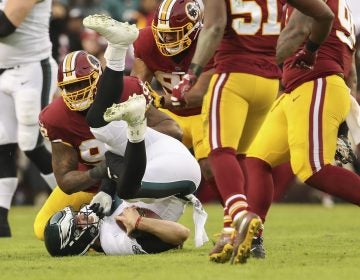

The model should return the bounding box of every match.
[146,106,183,141]
[130,58,154,83]
[0,0,37,37]
[190,0,226,73]
[276,10,313,64]
[278,0,334,65]
[164,68,214,108]
[116,207,190,246]
[51,142,102,194]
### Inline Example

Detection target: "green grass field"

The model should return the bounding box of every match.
[1,203,360,280]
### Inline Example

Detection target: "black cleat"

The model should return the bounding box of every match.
[251,236,265,259]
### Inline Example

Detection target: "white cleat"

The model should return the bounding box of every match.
[104,94,146,124]
[83,14,139,47]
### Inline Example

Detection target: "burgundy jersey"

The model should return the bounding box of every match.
[214,0,285,78]
[133,26,213,116]
[282,0,356,92]
[38,76,145,191]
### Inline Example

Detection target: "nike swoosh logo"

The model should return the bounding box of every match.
[292,95,300,102]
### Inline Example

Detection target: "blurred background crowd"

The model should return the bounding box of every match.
[14,0,360,208]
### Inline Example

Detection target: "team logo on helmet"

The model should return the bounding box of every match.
[185,2,200,22]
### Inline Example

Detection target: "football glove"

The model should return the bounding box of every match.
[171,71,198,107]
[143,81,164,109]
[290,47,318,70]
[89,191,113,218]
[335,135,356,166]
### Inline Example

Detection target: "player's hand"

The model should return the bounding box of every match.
[115,206,140,235]
[89,191,113,218]
[141,81,164,109]
[171,72,198,107]
[290,47,318,70]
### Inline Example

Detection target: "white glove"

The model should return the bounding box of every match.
[89,191,113,218]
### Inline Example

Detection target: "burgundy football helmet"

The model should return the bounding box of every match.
[58,51,102,111]
[152,0,204,56]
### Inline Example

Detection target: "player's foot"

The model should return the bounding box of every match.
[104,94,146,125]
[83,14,139,48]
[230,211,262,264]
[209,228,235,263]
[250,235,265,259]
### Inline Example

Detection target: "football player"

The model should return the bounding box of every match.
[172,0,334,264]
[131,0,221,203]
[246,0,358,253]
[0,0,58,237]
[44,196,191,256]
[34,16,205,245]
[42,15,208,256]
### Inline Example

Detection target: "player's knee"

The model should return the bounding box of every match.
[18,125,41,151]
[0,143,17,178]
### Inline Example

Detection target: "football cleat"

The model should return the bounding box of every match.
[250,236,265,259]
[104,94,146,124]
[230,211,262,264]
[83,14,139,48]
[209,228,235,263]
[0,222,11,237]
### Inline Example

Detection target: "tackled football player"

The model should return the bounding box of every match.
[172,0,334,264]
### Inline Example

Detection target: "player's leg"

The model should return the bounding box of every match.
[203,73,248,263]
[84,14,139,128]
[0,70,18,237]
[138,132,201,198]
[14,58,58,190]
[290,76,360,204]
[34,186,94,240]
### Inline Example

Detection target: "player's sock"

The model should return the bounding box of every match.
[245,157,273,223]
[208,147,248,215]
[86,67,124,128]
[305,164,360,205]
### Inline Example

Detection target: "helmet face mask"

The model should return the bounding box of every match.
[58,51,101,111]
[44,205,100,257]
[152,0,203,56]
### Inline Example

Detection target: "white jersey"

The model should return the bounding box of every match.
[99,196,186,255]
[90,122,201,187]
[0,0,52,68]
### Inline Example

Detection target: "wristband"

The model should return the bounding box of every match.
[135,215,142,230]
[189,63,203,77]
[305,39,320,52]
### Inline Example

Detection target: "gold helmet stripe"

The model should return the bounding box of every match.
[158,0,177,25]
[63,51,81,78]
